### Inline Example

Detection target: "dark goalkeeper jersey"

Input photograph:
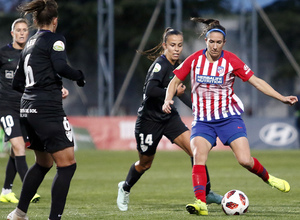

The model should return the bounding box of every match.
[137,55,180,122]
[13,30,83,102]
[0,43,22,106]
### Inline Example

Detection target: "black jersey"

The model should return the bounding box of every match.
[13,30,83,102]
[137,55,179,122]
[0,43,22,106]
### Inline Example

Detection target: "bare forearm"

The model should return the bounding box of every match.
[248,75,298,105]
[166,76,182,101]
[252,78,284,101]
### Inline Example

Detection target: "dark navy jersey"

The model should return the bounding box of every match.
[0,43,22,106]
[137,55,180,122]
[13,30,83,101]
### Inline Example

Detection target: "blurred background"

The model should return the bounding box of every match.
[1,0,299,117]
[1,0,300,150]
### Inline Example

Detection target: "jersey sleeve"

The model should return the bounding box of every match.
[173,53,197,81]
[144,60,168,97]
[50,34,84,81]
[12,55,26,92]
[145,79,166,97]
[228,51,254,82]
[147,61,167,82]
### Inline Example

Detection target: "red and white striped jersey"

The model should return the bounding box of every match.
[174,49,254,121]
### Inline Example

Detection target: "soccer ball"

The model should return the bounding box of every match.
[221,189,249,215]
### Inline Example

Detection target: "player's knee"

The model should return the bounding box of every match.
[11,145,26,156]
[238,158,252,169]
[137,162,152,172]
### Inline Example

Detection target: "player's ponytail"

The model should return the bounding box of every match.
[18,0,58,27]
[138,27,183,61]
[191,17,226,39]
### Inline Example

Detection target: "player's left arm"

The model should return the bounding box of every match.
[177,84,192,109]
[247,75,298,105]
[145,79,166,97]
[163,76,183,113]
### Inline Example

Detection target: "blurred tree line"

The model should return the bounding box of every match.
[0,0,299,115]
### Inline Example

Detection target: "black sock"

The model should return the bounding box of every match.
[205,165,211,195]
[18,163,51,213]
[3,156,17,189]
[49,163,76,220]
[190,157,194,166]
[15,156,28,182]
[123,163,143,192]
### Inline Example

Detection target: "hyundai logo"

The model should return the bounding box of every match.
[259,122,297,146]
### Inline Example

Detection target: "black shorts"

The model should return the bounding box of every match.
[0,103,28,142]
[135,114,189,155]
[20,99,74,153]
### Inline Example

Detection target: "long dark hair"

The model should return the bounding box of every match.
[139,27,183,61]
[191,17,226,39]
[18,0,58,28]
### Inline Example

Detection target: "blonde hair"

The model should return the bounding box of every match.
[11,18,29,32]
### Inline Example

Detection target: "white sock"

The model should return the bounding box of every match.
[15,208,26,218]
[1,188,12,195]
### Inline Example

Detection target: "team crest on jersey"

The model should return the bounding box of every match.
[53,41,65,51]
[153,63,161,73]
[217,66,224,75]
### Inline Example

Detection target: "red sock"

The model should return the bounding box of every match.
[248,157,269,182]
[192,165,207,203]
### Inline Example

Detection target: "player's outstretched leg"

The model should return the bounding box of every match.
[186,199,208,216]
[117,181,130,211]
[267,174,290,193]
[247,157,290,192]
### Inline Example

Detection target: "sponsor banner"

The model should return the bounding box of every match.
[68,116,228,151]
[243,117,298,149]
[68,116,299,151]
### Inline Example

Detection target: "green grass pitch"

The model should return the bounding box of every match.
[0,149,299,219]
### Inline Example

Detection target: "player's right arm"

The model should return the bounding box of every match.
[247,75,298,105]
[50,35,85,87]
